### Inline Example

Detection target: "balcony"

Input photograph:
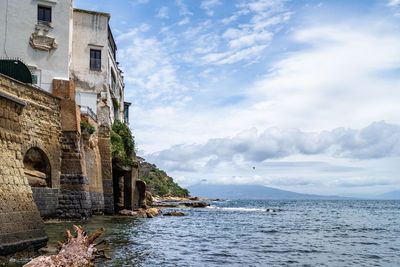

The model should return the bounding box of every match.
[79,105,97,121]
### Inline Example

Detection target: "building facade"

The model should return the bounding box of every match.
[0,0,73,92]
[71,9,125,128]
[0,0,142,255]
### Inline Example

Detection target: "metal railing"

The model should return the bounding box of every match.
[79,105,97,121]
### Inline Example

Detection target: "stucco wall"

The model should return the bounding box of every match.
[71,9,124,127]
[0,0,73,92]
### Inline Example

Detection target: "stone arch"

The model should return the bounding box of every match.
[22,141,60,189]
[23,147,52,187]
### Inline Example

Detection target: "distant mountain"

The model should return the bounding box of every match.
[376,190,400,200]
[187,184,348,200]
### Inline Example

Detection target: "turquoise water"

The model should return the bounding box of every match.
[4,200,400,266]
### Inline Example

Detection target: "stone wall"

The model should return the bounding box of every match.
[0,75,62,189]
[81,115,105,214]
[31,188,59,218]
[0,85,47,255]
[98,125,114,214]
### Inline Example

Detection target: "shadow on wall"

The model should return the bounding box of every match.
[23,147,51,188]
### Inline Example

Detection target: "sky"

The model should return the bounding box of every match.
[74,0,400,197]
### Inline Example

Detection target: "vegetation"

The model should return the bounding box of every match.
[139,160,190,197]
[80,121,95,135]
[111,120,135,166]
[109,121,188,196]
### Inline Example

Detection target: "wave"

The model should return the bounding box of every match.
[207,206,268,212]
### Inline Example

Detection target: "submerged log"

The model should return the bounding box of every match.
[24,226,109,267]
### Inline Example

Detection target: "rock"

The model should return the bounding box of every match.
[38,246,58,256]
[265,209,282,212]
[119,209,137,216]
[188,196,200,201]
[182,202,210,208]
[145,208,162,218]
[118,208,162,218]
[152,203,179,208]
[164,212,187,216]
[144,191,153,206]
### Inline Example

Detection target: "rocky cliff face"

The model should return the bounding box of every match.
[139,160,189,197]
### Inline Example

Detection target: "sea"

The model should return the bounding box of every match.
[4,200,400,266]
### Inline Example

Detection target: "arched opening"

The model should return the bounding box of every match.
[23,147,51,187]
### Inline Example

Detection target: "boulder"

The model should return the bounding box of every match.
[144,191,153,207]
[152,203,179,208]
[265,208,282,212]
[119,209,137,216]
[118,208,162,218]
[182,202,210,208]
[145,208,162,218]
[163,212,187,216]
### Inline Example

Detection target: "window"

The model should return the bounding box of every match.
[114,102,119,121]
[90,49,101,70]
[124,102,131,124]
[38,6,51,25]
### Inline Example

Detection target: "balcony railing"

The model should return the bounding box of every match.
[79,105,97,121]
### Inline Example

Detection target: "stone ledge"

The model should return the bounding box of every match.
[0,236,48,256]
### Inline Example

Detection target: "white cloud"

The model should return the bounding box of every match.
[178,17,190,26]
[119,33,187,104]
[176,0,193,16]
[146,121,400,170]
[388,0,400,6]
[156,6,169,19]
[116,24,150,41]
[130,0,149,6]
[194,0,291,65]
[200,0,222,16]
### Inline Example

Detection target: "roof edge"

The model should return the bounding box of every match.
[73,8,110,18]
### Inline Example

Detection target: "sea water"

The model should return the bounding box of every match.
[6,200,400,266]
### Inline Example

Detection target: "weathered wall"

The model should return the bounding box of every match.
[0,81,47,255]
[31,188,59,218]
[71,9,125,127]
[54,79,93,219]
[0,75,63,190]
[81,116,105,214]
[98,125,114,214]
[0,0,73,92]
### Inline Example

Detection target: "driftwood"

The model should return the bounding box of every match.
[24,226,110,267]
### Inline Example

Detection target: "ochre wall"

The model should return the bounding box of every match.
[0,79,48,255]
[0,74,62,189]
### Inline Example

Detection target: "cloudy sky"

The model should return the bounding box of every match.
[74,0,400,197]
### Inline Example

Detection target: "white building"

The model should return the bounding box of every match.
[71,9,125,127]
[0,0,129,128]
[0,0,73,92]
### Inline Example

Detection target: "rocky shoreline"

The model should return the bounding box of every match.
[118,194,220,218]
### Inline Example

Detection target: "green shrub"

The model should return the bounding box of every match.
[80,121,95,135]
[139,162,190,197]
[111,120,135,166]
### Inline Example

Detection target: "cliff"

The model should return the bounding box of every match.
[139,160,190,197]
